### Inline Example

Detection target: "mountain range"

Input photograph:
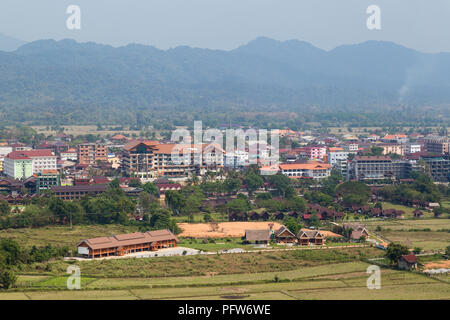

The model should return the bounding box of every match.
[0,36,449,125]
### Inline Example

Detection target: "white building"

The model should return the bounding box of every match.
[405,143,422,154]
[19,149,58,174]
[279,163,332,180]
[60,148,78,161]
[225,150,249,168]
[327,147,349,166]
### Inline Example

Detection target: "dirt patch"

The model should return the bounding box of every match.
[424,260,450,269]
[178,222,283,238]
[178,223,343,239]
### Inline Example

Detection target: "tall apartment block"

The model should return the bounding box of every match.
[424,136,449,155]
[77,143,108,165]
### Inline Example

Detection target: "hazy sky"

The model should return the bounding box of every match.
[0,0,449,52]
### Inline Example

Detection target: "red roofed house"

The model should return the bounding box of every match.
[398,254,418,270]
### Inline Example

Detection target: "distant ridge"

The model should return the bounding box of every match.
[0,33,26,52]
[0,37,449,125]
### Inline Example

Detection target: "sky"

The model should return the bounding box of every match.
[0,0,449,52]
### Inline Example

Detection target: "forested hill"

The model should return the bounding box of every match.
[0,37,449,126]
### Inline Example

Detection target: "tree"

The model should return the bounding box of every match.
[109,178,121,189]
[336,181,371,206]
[386,242,409,264]
[128,179,142,188]
[142,182,159,196]
[244,172,264,195]
[445,245,450,257]
[284,216,301,235]
[268,174,295,198]
[0,268,17,290]
[0,201,10,216]
[223,178,241,194]
[308,214,320,228]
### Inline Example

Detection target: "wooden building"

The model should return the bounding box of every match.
[244,229,271,244]
[296,229,324,245]
[77,229,178,259]
[274,226,297,243]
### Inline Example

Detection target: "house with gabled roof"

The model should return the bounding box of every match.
[296,229,324,245]
[398,254,418,270]
[274,226,297,243]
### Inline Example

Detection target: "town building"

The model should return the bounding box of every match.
[3,152,33,179]
[349,156,412,181]
[77,143,108,165]
[51,184,108,200]
[36,170,60,192]
[422,155,450,182]
[122,140,224,180]
[60,148,78,161]
[424,136,449,155]
[279,162,332,179]
[379,143,405,156]
[327,147,349,166]
[405,143,422,154]
[304,146,327,159]
[0,146,13,172]
[77,230,179,259]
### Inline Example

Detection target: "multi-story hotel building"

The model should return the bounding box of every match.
[122,140,224,180]
[349,156,411,181]
[424,137,449,155]
[77,143,108,165]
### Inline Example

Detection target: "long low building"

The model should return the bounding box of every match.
[51,184,108,200]
[77,230,179,258]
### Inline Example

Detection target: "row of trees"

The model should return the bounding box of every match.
[0,238,69,289]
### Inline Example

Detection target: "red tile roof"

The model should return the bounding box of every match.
[400,254,417,264]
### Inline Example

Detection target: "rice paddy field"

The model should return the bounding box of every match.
[2,261,448,300]
[364,218,450,251]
